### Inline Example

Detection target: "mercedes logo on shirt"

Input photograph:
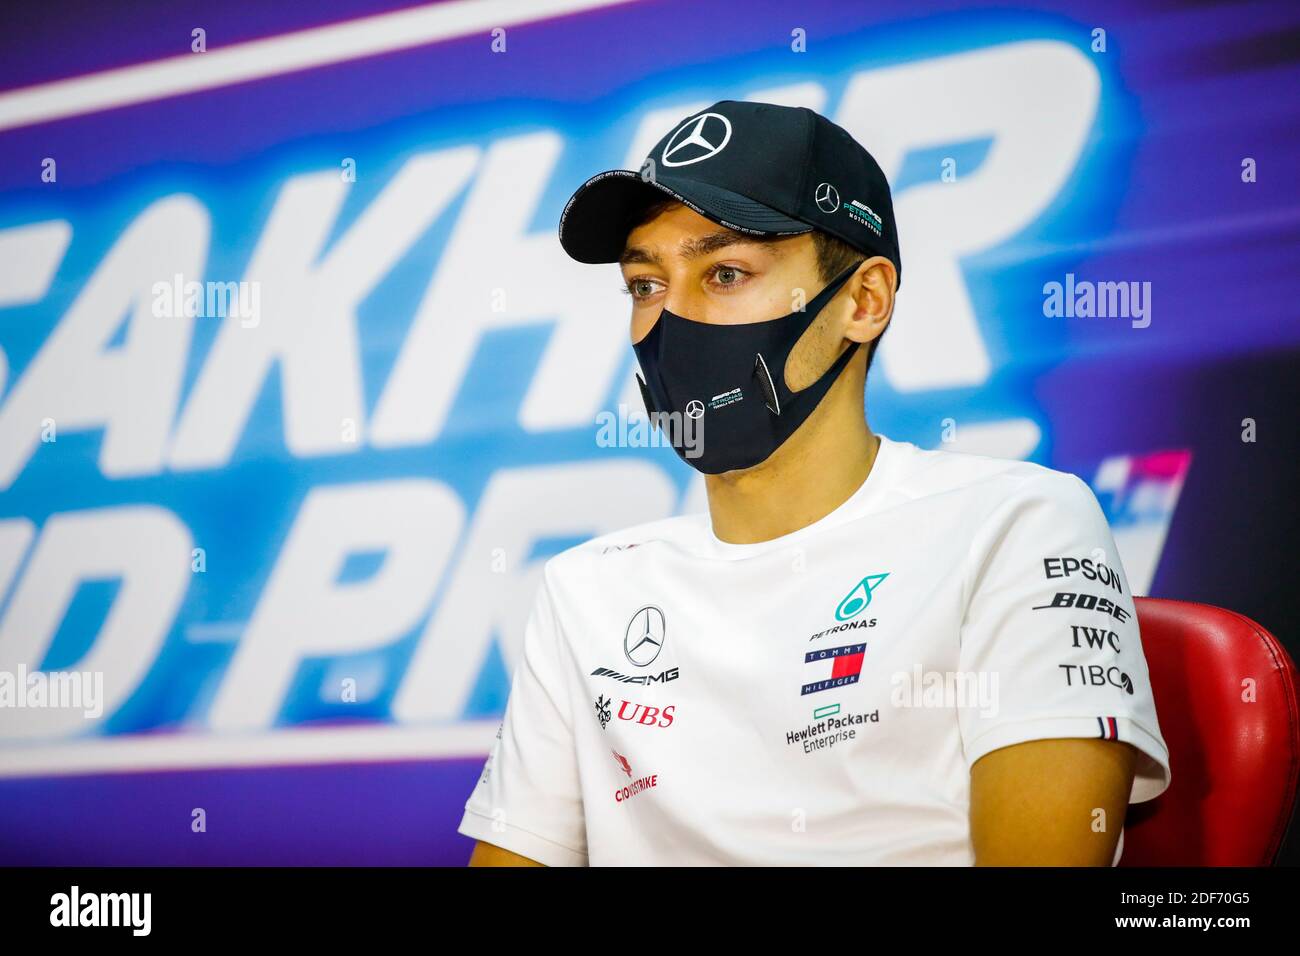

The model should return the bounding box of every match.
[662,112,733,167]
[624,605,667,667]
[815,181,840,214]
[685,399,705,419]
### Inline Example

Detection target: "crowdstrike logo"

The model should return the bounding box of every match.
[661,112,732,166]
[610,750,659,803]
[612,749,632,776]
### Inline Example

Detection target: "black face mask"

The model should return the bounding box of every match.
[633,260,863,475]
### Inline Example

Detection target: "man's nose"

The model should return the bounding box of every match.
[662,287,712,323]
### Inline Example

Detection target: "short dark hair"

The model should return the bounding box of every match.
[629,198,887,373]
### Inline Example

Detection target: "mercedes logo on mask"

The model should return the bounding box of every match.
[624,606,666,667]
[662,112,733,167]
[685,399,705,419]
[815,181,840,214]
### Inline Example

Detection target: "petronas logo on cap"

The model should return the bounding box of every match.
[835,573,890,621]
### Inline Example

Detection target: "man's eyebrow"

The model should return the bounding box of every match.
[619,245,661,266]
[619,230,784,266]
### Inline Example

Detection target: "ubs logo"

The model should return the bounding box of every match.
[625,606,666,667]
[616,699,676,729]
[594,694,613,729]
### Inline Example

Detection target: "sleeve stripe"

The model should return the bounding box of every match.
[1097,715,1120,740]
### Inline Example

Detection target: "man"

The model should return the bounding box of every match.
[458,100,1170,866]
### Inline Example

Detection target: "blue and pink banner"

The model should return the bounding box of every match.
[0,0,1296,864]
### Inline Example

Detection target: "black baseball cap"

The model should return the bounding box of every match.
[558,99,901,288]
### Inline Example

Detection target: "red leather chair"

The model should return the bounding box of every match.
[1120,597,1300,865]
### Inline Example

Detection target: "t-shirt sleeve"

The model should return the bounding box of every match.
[457,564,588,865]
[957,470,1172,804]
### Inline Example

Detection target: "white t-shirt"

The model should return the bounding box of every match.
[457,433,1172,865]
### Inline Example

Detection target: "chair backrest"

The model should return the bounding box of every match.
[1120,597,1300,865]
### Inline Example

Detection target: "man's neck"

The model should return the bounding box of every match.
[703,389,880,545]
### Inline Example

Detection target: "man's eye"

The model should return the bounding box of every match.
[707,264,749,289]
[623,278,660,299]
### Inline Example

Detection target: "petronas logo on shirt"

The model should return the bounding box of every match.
[835,573,890,621]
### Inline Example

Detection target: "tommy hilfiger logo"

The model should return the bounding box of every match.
[801,643,867,696]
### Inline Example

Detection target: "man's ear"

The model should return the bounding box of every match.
[843,256,894,346]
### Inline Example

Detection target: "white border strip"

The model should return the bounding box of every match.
[0,721,500,778]
[0,0,636,133]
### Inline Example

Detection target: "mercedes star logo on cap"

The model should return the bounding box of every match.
[815,181,840,214]
[558,100,900,288]
[661,112,733,167]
